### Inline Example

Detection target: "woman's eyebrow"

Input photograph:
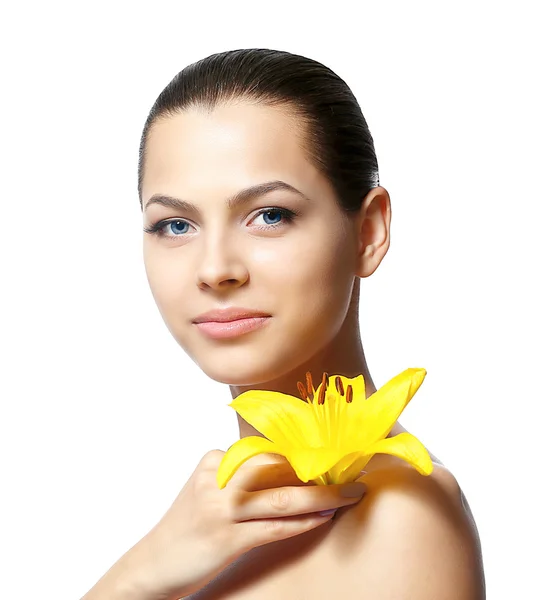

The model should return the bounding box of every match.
[143,180,311,213]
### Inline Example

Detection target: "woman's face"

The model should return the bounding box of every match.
[141,102,361,385]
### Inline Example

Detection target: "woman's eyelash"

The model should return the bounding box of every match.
[143,207,298,238]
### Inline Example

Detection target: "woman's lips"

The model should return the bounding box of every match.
[194,316,271,339]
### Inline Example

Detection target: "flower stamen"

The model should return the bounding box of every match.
[305,371,314,397]
[335,376,344,396]
[317,383,326,405]
[322,372,329,390]
[346,384,353,403]
[316,372,328,405]
[297,381,309,402]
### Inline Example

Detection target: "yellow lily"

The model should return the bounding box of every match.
[217,367,434,489]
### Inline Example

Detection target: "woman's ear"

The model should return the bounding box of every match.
[354,186,392,278]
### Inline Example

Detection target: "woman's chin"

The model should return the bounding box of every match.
[201,367,275,387]
[196,358,288,387]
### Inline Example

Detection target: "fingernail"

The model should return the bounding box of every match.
[319,508,337,516]
[340,482,367,497]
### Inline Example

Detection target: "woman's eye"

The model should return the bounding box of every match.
[165,220,191,235]
[143,219,193,238]
[252,207,296,228]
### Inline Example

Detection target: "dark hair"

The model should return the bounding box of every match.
[137,48,379,212]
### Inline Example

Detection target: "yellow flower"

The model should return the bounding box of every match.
[217,368,433,489]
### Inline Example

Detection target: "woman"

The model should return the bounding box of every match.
[82,48,485,599]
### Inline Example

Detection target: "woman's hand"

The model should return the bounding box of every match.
[125,449,367,599]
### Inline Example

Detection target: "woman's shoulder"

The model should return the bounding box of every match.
[324,454,486,599]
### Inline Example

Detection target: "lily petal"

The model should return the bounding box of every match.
[364,432,434,475]
[354,368,427,446]
[327,450,375,485]
[217,436,283,489]
[286,445,347,483]
[229,390,322,448]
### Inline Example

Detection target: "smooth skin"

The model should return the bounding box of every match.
[82,101,485,599]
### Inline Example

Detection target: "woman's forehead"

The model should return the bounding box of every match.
[146,103,304,168]
[141,103,332,207]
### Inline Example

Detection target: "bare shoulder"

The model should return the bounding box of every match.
[326,455,486,599]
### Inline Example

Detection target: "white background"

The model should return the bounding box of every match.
[1,1,543,598]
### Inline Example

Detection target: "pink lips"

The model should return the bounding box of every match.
[192,307,271,340]
[195,316,271,339]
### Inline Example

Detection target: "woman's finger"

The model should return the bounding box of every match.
[231,460,316,493]
[232,480,366,523]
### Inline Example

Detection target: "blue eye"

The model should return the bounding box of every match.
[254,208,291,227]
[143,219,193,237]
[143,206,297,239]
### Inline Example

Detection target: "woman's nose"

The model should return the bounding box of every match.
[195,237,249,291]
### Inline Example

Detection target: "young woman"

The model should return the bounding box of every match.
[82,48,485,599]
